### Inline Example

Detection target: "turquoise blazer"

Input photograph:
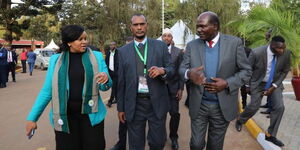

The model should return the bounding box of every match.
[27,51,112,127]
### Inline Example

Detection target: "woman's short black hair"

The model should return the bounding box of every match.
[59,25,85,52]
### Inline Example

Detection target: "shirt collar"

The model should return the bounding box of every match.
[267,45,274,56]
[134,36,147,46]
[205,32,220,47]
[168,45,172,50]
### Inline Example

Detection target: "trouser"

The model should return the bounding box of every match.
[240,85,248,107]
[108,70,116,102]
[190,101,229,150]
[7,62,16,81]
[28,62,35,73]
[116,121,127,149]
[239,83,285,137]
[169,93,180,140]
[0,65,7,86]
[127,96,167,150]
[55,114,105,150]
[21,60,27,73]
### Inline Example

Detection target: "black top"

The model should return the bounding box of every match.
[68,52,84,113]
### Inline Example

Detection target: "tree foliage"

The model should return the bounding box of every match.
[0,0,63,47]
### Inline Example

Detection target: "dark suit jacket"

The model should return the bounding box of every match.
[0,47,8,66]
[105,49,118,77]
[249,45,291,91]
[8,50,18,64]
[117,38,175,122]
[167,45,184,94]
[179,34,252,121]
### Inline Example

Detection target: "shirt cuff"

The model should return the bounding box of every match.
[272,83,278,88]
[184,69,189,80]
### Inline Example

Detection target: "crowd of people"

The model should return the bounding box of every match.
[24,11,290,150]
[0,43,37,88]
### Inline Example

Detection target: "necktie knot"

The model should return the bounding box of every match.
[138,43,144,49]
[208,41,214,48]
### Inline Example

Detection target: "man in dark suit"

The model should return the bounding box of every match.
[179,11,251,150]
[117,14,174,150]
[105,41,118,107]
[110,37,133,150]
[6,48,18,82]
[236,36,290,147]
[0,44,8,88]
[161,28,184,150]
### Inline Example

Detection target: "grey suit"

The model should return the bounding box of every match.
[117,38,174,150]
[179,34,252,149]
[239,45,291,137]
[167,45,184,140]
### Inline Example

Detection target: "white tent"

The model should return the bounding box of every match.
[158,20,198,49]
[44,39,59,50]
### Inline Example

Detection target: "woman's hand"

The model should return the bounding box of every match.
[96,72,108,84]
[26,121,37,136]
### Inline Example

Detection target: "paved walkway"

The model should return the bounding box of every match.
[249,75,300,150]
[0,69,261,150]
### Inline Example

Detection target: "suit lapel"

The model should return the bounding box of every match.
[218,34,227,71]
[129,42,138,79]
[197,39,205,66]
[146,39,154,70]
[171,45,176,59]
[262,46,268,72]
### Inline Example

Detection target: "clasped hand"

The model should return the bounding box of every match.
[96,72,108,84]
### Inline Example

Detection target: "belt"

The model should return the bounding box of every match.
[137,93,150,99]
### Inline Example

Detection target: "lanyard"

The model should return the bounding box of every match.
[134,42,148,74]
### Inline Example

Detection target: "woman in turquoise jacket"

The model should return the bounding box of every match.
[25,25,112,150]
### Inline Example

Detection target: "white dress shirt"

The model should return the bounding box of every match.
[109,50,115,71]
[184,33,220,79]
[263,46,278,88]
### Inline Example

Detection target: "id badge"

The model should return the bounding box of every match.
[138,76,149,93]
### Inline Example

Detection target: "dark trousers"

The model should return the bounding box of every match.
[190,101,229,150]
[239,83,284,137]
[21,60,27,73]
[116,121,127,149]
[0,65,7,86]
[169,94,180,140]
[240,85,248,108]
[7,62,16,81]
[185,82,191,108]
[108,70,117,102]
[55,115,105,150]
[127,97,167,150]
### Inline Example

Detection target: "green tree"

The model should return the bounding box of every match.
[229,6,300,76]
[22,14,61,44]
[0,0,63,48]
[174,0,241,34]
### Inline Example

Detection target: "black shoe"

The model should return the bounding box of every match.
[106,101,112,107]
[260,110,271,114]
[265,136,285,147]
[110,143,125,150]
[30,72,32,76]
[260,104,268,108]
[235,119,242,132]
[13,79,16,82]
[171,139,179,150]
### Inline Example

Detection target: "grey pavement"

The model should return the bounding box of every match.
[0,69,261,150]
[249,73,300,150]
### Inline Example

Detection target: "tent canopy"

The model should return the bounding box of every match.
[158,20,198,49]
[44,39,59,50]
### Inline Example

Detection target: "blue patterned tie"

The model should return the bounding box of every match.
[265,55,277,90]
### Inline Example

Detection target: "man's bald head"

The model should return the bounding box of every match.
[197,11,220,31]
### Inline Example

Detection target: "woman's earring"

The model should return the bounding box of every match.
[68,44,71,47]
